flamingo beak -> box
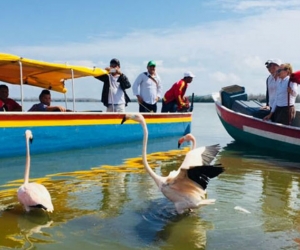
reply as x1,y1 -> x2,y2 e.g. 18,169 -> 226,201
178,138 -> 184,148
121,116 -> 127,124
29,138 -> 33,144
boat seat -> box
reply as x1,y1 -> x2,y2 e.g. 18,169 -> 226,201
232,100 -> 270,119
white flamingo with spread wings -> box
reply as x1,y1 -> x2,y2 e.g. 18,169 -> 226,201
121,114 -> 224,214
17,130 -> 54,213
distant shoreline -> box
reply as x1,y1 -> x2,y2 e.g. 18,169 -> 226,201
12,94 -> 300,103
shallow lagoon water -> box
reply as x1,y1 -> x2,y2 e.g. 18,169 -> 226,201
1,103 -> 300,249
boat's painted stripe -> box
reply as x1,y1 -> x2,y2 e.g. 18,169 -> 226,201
243,126 -> 300,145
0,116 -> 191,127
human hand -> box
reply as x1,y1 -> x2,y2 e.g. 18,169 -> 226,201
263,113 -> 272,121
137,96 -> 143,103
260,105 -> 270,110
58,106 -> 66,112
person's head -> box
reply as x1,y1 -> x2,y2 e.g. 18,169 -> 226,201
0,85 -> 9,101
39,89 -> 51,106
183,71 -> 195,83
147,60 -> 156,75
265,59 -> 282,76
109,58 -> 120,75
277,63 -> 293,79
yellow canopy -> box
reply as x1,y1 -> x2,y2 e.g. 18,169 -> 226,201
0,53 -> 107,93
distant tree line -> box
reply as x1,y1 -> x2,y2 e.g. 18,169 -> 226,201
15,94 -> 300,103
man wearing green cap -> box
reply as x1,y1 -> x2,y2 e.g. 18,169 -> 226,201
132,60 -> 162,112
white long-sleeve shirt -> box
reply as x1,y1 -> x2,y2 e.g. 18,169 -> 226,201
267,74 -> 280,107
132,72 -> 162,104
271,76 -> 298,113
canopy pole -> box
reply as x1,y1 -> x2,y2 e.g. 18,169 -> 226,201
64,93 -> 68,110
18,60 -> 24,112
71,69 -> 75,111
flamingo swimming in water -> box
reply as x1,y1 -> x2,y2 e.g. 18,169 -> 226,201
121,114 -> 224,214
17,130 -> 54,213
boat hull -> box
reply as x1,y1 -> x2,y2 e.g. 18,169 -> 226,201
214,99 -> 300,153
0,112 -> 192,158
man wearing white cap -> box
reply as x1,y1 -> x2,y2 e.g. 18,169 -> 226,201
161,71 -> 195,112
263,59 -> 282,111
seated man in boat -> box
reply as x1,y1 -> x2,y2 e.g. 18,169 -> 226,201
28,89 -> 66,112
161,72 -> 195,112
0,84 -> 22,111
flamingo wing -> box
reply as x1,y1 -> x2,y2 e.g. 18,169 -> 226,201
186,164 -> 224,190
179,144 -> 221,169
17,183 -> 54,212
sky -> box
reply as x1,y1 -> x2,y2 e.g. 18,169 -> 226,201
1,0 -> 300,101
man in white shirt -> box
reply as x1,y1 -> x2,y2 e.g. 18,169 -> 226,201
263,59 -> 282,111
263,63 -> 298,125
132,60 -> 162,112
95,58 -> 131,112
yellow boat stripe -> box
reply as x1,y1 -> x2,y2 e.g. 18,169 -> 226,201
0,117 -> 191,127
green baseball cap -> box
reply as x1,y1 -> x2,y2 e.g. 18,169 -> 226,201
147,60 -> 156,67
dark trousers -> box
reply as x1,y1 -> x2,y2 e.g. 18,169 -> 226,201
161,100 -> 177,113
273,105 -> 295,125
139,101 -> 157,113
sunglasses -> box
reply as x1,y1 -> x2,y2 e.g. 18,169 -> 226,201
277,68 -> 287,74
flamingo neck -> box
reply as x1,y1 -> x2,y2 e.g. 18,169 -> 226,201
141,118 -> 160,186
24,138 -> 30,184
190,135 -> 196,149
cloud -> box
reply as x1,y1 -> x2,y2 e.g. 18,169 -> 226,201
214,0 -> 300,12
3,6 -> 300,101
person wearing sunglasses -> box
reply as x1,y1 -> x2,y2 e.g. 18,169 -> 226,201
262,59 -> 282,111
263,63 -> 298,125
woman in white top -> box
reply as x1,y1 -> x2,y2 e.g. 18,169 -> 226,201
263,63 -> 298,125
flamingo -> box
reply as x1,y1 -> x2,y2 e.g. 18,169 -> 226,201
17,130 -> 54,213
178,133 -> 221,167
121,114 -> 224,214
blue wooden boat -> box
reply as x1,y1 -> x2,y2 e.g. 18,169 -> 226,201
0,53 -> 192,158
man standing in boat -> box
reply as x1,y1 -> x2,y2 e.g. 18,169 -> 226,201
0,84 -> 22,111
161,72 -> 195,113
132,60 -> 162,113
262,59 -> 282,111
95,58 -> 131,112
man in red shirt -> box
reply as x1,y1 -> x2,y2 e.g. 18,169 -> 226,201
161,72 -> 195,112
0,85 -> 22,111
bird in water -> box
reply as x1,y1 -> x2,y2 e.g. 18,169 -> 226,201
121,114 -> 224,214
17,130 -> 54,213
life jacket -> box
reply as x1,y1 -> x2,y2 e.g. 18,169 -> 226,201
290,71 -> 300,84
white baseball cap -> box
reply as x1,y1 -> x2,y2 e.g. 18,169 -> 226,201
265,59 -> 282,67
184,71 -> 195,78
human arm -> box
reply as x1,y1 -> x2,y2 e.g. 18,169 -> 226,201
263,112 -> 273,121
6,98 -> 22,111
132,74 -> 143,103
156,76 -> 162,101
46,105 -> 66,112
94,74 -> 109,82
119,74 -> 131,90
174,81 -> 187,109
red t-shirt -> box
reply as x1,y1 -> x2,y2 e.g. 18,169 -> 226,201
163,79 -> 188,108
3,98 -> 22,111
